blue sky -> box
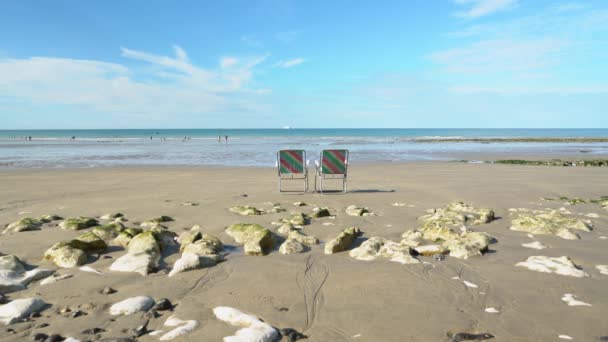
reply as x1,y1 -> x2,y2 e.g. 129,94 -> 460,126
1,0 -> 607,128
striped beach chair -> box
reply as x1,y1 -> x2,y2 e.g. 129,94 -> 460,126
277,150 -> 308,192
315,149 -> 349,193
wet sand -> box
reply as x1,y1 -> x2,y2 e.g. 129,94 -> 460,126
0,163 -> 607,341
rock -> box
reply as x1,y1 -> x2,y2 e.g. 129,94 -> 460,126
293,202 -> 306,207
349,237 -> 420,264
522,241 -> 547,250
516,256 -> 589,277
448,332 -> 495,341
82,327 -> 105,334
561,293 -> 591,306
43,242 -> 88,268
100,213 -> 124,220
74,232 -> 108,252
91,222 -> 125,241
0,298 -> 47,325
131,319 -> 149,337
177,228 -> 202,252
281,213 -> 308,225
181,201 -> 199,207
153,298 -> 173,311
414,244 -> 448,256
324,227 -> 361,254
229,206 -> 262,216
169,235 -> 224,276
110,231 -> 161,276
345,205 -> 371,216
400,230 -> 423,247
97,338 -> 134,342
420,202 -> 495,228
287,229 -> 319,246
31,333 -> 48,341
39,214 -> 63,222
157,315 -> 198,341
59,217 -> 99,230
40,274 -> 73,286
510,210 -> 592,240
310,207 -> 331,218
268,205 -> 287,213
279,328 -> 308,342
44,334 -> 64,342
213,306 -> 279,342
109,296 -> 155,316
101,286 -> 117,295
279,239 -> 305,254
3,217 -> 43,234
597,265 -> 608,275
226,223 -> 274,256
277,223 -> 296,236
113,228 -> 143,248
0,255 -> 55,293
140,216 -> 173,227
442,232 -> 491,259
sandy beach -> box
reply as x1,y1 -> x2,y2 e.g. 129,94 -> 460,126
1,162 -> 607,341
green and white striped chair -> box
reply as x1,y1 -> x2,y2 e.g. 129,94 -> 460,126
315,149 -> 349,193
277,150 -> 308,192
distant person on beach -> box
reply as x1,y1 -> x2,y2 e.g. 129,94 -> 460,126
218,136 -> 221,143
28,136 -> 32,141
225,135 -> 228,143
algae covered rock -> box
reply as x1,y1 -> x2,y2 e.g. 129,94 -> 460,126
0,298 -> 47,325
141,215 -> 173,227
510,210 -> 592,240
100,212 -> 124,220
287,229 -> 319,246
349,237 -> 419,264
110,231 -> 161,276
345,205 -> 371,216
441,232 -> 490,259
39,214 -> 63,223
277,223 -> 296,235
177,227 -> 203,252
310,207 -> 331,218
92,222 -> 125,241
59,217 -> 99,230
414,244 -> 448,256
229,206 -> 263,216
400,230 -> 423,247
226,223 -> 274,256
169,234 -> 224,276
281,212 -> 308,226
44,242 -> 88,268
279,239 -> 305,254
0,255 -> 55,294
113,228 -> 143,248
325,227 -> 361,254
74,232 -> 108,252
3,217 -> 43,234
419,202 -> 495,228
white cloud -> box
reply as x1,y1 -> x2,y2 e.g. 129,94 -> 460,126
430,38 -> 564,73
453,0 -> 518,18
276,58 -> 306,68
448,84 -> 608,95
220,57 -> 238,69
0,46 -> 270,116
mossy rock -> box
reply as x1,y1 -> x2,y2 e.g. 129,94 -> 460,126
59,217 -> 99,230
38,214 -> 63,223
100,212 -> 124,220
92,222 -> 126,241
229,206 -> 263,216
225,223 -> 274,255
345,205 -> 370,216
310,207 -> 331,218
324,227 -> 361,254
127,231 -> 161,255
282,212 -> 308,226
74,232 -> 108,252
44,242 -> 87,268
113,228 -> 143,248
3,217 -> 43,234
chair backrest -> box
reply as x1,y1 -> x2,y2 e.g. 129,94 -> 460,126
321,149 -> 348,175
278,150 -> 306,175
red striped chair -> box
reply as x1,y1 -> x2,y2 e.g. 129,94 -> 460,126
277,150 -> 308,192
315,149 -> 349,193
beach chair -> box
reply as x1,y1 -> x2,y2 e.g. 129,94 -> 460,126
315,149 -> 349,193
276,150 -> 308,192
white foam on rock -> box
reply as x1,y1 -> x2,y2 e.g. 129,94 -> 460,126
516,256 -> 589,277
522,241 -> 547,250
597,265 -> 608,275
558,335 -> 573,340
109,296 -> 155,316
0,298 -> 47,325
213,306 -> 279,342
484,307 -> 499,313
561,294 -> 591,307
158,316 -> 199,340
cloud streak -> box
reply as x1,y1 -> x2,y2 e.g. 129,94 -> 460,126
276,58 -> 306,68
453,0 -> 518,18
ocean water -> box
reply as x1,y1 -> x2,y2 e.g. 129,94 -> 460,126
0,129 -> 607,168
